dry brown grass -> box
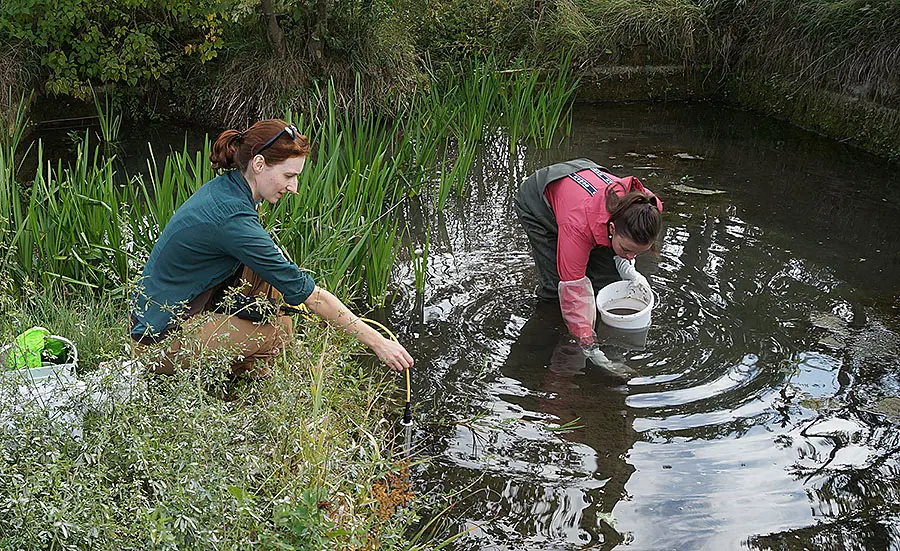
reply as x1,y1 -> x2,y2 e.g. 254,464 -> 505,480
734,0 -> 900,106
205,35 -> 419,129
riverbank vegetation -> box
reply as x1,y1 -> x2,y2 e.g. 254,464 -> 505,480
1,289 -> 420,549
0,59 -> 577,547
2,1 -> 898,153
1,57 -> 577,299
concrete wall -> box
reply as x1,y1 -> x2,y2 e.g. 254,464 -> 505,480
576,65 -> 900,163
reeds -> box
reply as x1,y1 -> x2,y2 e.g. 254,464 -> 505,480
24,136 -> 128,291
0,59 -> 578,305
0,90 -> 30,283
91,87 -> 122,148
410,233 -> 430,297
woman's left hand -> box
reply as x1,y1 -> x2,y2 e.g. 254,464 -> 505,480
628,272 -> 650,293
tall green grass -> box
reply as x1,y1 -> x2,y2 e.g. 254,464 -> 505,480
126,140 -> 214,255
533,0 -> 715,65
23,137 -> 128,291
0,59 -> 579,305
0,91 -> 30,284
92,87 -> 122,147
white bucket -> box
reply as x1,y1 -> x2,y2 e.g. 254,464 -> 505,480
596,281 -> 654,330
596,323 -> 650,350
1,335 -> 84,435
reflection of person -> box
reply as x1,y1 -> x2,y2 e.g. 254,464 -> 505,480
503,302 -> 637,547
514,159 -> 663,345
130,119 -> 413,377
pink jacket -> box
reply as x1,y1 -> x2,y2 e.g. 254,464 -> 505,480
544,168 -> 662,282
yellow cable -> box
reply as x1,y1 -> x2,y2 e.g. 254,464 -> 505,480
360,317 -> 411,403
285,306 -> 411,407
286,305 -> 413,418
359,316 -> 397,342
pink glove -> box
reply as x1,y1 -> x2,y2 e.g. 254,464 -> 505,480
558,276 -> 596,345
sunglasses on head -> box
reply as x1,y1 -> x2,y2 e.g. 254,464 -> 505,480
256,124 -> 299,155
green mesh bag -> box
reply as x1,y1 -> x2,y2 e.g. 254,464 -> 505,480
7,326 -> 59,370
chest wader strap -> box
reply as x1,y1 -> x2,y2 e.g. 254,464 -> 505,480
568,171 -> 598,196
568,168 -> 624,197
588,167 -> 617,187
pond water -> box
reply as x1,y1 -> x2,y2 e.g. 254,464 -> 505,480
388,103 -> 900,550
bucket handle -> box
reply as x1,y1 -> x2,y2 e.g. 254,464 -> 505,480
48,335 -> 78,367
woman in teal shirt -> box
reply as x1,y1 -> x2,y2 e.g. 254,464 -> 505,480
131,119 -> 413,377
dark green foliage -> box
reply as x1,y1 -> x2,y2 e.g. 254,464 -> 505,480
267,489 -> 348,549
175,0 -> 421,127
0,0 -> 227,98
405,0 -> 533,61
1,0 -> 898,157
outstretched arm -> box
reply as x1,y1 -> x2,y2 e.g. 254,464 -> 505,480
302,286 -> 414,371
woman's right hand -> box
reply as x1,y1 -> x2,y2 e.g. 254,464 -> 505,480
303,286 -> 414,371
372,336 -> 414,372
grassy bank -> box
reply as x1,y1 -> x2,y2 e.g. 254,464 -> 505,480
0,291 -> 418,550
721,0 -> 900,160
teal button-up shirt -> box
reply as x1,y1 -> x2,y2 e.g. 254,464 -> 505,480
131,170 -> 315,337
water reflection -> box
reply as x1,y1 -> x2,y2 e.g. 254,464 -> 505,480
394,103 -> 900,550
415,302 -> 638,550
500,303 -> 637,548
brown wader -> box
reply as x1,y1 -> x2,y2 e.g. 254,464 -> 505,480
514,158 -> 621,301
133,266 -> 294,378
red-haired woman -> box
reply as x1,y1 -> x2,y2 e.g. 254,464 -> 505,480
131,119 -> 413,377
515,159 -> 663,346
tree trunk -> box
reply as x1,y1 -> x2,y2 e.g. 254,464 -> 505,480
307,0 -> 328,63
260,0 -> 286,58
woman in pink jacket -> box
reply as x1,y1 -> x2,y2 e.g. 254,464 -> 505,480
514,159 -> 663,345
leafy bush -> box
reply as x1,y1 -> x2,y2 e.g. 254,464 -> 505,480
0,319 -> 414,550
404,0 -> 533,61
0,0 -> 228,98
